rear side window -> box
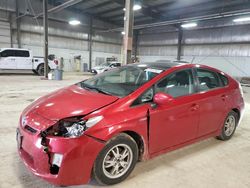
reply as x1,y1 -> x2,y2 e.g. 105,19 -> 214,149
15,50 -> 30,57
196,68 -> 220,91
219,73 -> 229,86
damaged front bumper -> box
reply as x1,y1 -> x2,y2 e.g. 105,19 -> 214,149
17,125 -> 105,186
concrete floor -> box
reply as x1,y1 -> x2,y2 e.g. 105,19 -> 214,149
0,73 -> 250,188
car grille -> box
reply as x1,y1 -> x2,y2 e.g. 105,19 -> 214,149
24,125 -> 37,134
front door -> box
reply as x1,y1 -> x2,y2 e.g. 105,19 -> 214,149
0,50 -> 17,69
16,50 -> 32,69
149,69 -> 199,154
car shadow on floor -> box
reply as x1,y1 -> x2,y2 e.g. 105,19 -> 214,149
13,136 -> 226,188
0,73 -> 35,76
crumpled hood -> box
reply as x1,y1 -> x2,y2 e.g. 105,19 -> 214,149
23,85 -> 119,121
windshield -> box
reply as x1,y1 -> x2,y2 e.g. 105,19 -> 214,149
100,63 -> 110,66
78,66 -> 164,97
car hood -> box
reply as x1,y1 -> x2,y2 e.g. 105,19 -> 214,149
93,65 -> 107,70
23,85 -> 119,121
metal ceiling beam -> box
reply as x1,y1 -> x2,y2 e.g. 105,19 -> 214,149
97,7 -> 122,15
81,1 -> 113,12
104,8 -> 250,31
111,0 -> 163,20
67,6 -> 122,26
158,0 -> 248,18
135,1 -> 250,25
35,0 -> 85,18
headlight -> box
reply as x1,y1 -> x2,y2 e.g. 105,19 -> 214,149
46,116 -> 103,138
86,116 -> 103,128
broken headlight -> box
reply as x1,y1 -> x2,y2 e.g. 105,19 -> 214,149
47,116 -> 103,138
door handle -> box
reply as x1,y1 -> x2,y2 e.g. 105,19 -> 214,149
191,104 -> 199,111
221,94 -> 227,101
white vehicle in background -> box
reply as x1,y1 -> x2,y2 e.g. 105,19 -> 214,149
0,48 -> 57,75
90,62 -> 121,74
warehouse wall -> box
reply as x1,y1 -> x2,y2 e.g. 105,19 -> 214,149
0,0 -> 122,72
0,10 -> 11,48
17,15 -> 122,71
138,24 -> 250,77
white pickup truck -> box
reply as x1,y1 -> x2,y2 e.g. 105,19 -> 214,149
0,48 -> 57,75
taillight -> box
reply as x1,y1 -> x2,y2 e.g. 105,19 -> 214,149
54,60 -> 58,65
239,83 -> 244,97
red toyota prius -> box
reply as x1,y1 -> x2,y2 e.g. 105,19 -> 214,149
17,62 -> 244,186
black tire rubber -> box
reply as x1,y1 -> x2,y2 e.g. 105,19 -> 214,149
93,133 -> 138,185
216,111 -> 238,141
37,64 -> 50,76
32,69 -> 38,75
37,64 -> 45,76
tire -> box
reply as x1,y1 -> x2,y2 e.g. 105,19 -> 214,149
37,64 -> 50,76
216,111 -> 238,141
93,133 -> 138,185
32,69 -> 38,75
37,64 -> 44,76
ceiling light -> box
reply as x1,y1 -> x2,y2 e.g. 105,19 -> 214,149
121,31 -> 125,35
181,22 -> 197,28
122,4 -> 142,11
233,17 -> 250,22
133,4 -> 142,11
69,20 -> 81,26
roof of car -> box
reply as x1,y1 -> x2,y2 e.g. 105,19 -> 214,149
0,48 -> 30,51
129,61 -> 186,70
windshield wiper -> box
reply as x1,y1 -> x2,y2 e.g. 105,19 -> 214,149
80,83 -> 112,96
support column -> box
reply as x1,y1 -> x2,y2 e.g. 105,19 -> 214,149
134,29 -> 139,58
15,0 -> 21,48
177,27 -> 183,61
123,0 -> 134,64
9,14 -> 13,48
88,17 -> 93,70
43,0 -> 49,78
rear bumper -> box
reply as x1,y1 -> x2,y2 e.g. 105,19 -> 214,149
238,98 -> 245,125
17,126 -> 104,186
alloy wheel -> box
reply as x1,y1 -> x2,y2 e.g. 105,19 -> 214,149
224,115 -> 236,137
102,144 -> 133,179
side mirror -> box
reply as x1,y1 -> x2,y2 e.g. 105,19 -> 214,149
153,92 -> 174,105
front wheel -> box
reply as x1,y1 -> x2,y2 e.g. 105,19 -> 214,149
93,133 -> 138,185
217,111 -> 238,141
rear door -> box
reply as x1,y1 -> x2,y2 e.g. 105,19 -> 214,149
16,50 -> 32,69
0,49 -> 17,69
194,68 -> 229,136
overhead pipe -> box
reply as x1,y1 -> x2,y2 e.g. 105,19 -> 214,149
104,9 -> 250,32
34,0 -> 84,18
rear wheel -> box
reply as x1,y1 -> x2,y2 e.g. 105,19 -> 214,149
217,111 -> 238,141
37,64 -> 50,76
32,69 -> 38,75
93,133 -> 138,185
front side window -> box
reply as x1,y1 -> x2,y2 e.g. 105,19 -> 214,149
196,68 -> 220,91
0,50 -> 15,57
79,66 -> 164,97
155,69 -> 195,98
